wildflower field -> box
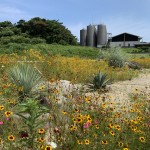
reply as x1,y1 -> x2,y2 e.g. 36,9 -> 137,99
0,49 -> 150,150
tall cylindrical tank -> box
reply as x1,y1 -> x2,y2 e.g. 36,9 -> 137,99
80,29 -> 87,46
86,25 -> 96,47
97,24 -> 107,47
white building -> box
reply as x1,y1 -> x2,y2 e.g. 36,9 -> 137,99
109,32 -> 142,47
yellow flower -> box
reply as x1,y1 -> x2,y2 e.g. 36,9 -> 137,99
5,111 -> 13,117
87,117 -> 92,123
62,110 -> 67,115
123,148 -> 129,150
70,125 -> 77,131
0,105 -> 4,110
84,139 -> 90,145
102,103 -> 106,109
38,128 -> 45,134
77,140 -> 82,145
8,135 -> 15,141
139,137 -> 145,143
118,142 -> 123,147
85,97 -> 91,103
39,85 -> 45,90
0,138 -> 3,144
95,125 -> 99,129
107,123 -> 114,129
57,137 -> 62,142
37,137 -> 45,143
101,140 -> 108,145
45,145 -> 52,150
115,125 -> 121,131
74,108 -> 79,113
72,117 -> 77,123
76,117 -> 83,124
109,130 -> 115,136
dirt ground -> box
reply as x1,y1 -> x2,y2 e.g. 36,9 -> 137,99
85,69 -> 150,109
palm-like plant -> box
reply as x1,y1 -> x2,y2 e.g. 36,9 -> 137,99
88,71 -> 111,91
8,63 -> 42,101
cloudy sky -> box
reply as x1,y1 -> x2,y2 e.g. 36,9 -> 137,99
0,0 -> 150,42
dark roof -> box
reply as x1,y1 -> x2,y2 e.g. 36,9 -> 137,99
111,32 -> 142,42
112,32 -> 142,39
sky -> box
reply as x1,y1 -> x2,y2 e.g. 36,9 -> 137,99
0,0 -> 150,42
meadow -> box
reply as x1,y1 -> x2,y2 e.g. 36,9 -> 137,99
0,46 -> 150,150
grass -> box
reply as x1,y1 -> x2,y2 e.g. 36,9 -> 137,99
0,50 -> 139,83
0,75 -> 149,149
0,43 -> 99,59
0,46 -> 150,149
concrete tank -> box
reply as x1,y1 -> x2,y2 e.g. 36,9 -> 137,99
80,29 -> 87,46
86,25 -> 96,47
97,24 -> 107,47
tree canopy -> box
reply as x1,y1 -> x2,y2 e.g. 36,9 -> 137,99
0,17 -> 77,45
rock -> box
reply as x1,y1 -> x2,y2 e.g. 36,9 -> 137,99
125,61 -> 141,69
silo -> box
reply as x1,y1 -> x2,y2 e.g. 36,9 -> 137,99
97,24 -> 107,47
87,25 -> 96,47
80,29 -> 87,46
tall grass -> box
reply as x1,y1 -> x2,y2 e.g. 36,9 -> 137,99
0,50 -> 139,84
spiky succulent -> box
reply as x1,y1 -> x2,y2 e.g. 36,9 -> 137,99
89,71 -> 110,90
8,63 -> 42,101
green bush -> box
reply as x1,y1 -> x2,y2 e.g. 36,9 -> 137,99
107,47 -> 127,68
30,37 -> 46,44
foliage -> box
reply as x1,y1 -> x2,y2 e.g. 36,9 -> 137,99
0,28 -> 14,37
0,17 -> 77,45
0,50 -> 139,84
132,58 -> 150,68
0,75 -> 149,149
7,63 -> 42,101
106,47 -> 127,68
88,71 -> 110,90
0,43 -> 99,59
15,99 -> 49,149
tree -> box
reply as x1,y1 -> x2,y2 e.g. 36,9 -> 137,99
17,17 -> 77,45
0,21 -> 13,28
0,18 -> 78,45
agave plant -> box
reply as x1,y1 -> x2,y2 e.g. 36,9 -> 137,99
88,71 -> 110,91
8,63 -> 42,101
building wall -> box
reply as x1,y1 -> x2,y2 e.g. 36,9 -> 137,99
110,41 -> 140,47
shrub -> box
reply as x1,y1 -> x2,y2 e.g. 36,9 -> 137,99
30,38 -> 46,44
107,47 -> 127,68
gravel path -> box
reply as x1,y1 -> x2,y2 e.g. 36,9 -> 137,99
85,69 -> 150,109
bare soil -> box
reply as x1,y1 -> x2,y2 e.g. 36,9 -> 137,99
85,69 -> 150,109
